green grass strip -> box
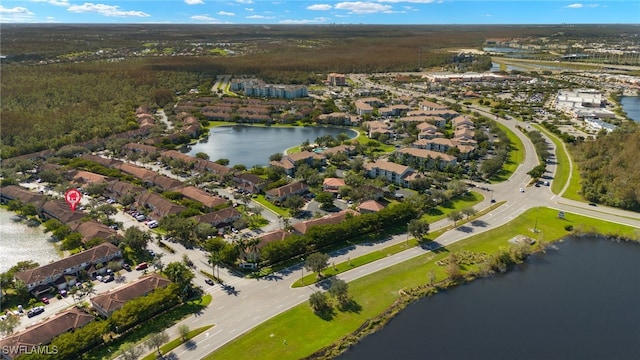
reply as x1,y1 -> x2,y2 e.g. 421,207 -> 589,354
490,121 -> 525,182
141,325 -> 214,360
207,208 -> 637,360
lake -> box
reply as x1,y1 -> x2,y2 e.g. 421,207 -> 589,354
0,207 -> 61,273
620,96 -> 640,123
338,236 -> 640,360
186,125 -> 358,168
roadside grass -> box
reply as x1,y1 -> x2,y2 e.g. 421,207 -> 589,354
420,191 -> 483,223
490,122 -> 524,182
208,208 -> 638,360
533,124 -> 583,200
140,325 -> 214,360
87,294 -> 212,360
253,195 -> 290,217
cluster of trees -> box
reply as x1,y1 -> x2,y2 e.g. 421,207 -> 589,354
475,116 -> 513,179
523,128 -> 550,179
572,125 -> 640,210
260,202 -> 418,265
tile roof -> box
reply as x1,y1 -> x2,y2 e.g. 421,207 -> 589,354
90,273 -> 171,316
0,308 -> 94,359
291,210 -> 357,235
177,186 -> 227,208
358,200 -> 385,212
15,243 -> 121,286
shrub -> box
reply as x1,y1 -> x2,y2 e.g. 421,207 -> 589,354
564,225 -> 574,231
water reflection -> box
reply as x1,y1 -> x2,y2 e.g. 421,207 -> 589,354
0,208 -> 60,273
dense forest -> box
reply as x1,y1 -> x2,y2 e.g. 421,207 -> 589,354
4,24 -> 635,158
572,125 -> 640,211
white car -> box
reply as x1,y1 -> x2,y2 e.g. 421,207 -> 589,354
519,188 -> 525,193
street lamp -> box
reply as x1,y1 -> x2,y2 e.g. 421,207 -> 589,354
300,258 -> 304,285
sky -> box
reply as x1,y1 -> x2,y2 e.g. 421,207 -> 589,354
1,0 -> 638,25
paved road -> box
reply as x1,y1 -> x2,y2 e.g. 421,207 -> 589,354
128,96 -> 640,359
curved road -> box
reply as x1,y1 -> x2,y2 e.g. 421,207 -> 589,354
132,91 -> 640,360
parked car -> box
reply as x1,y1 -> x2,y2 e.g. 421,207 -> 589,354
102,275 -> 114,283
147,220 -> 159,229
27,306 -> 44,318
122,263 -> 131,271
205,278 -> 215,286
135,262 -> 148,271
136,214 -> 146,222
41,297 -> 49,305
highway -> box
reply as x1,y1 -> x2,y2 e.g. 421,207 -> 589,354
128,90 -> 640,359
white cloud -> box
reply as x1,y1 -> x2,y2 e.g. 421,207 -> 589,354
67,3 -> 150,17
218,11 -> 235,16
31,0 -> 70,6
377,0 -> 435,2
279,17 -> 329,24
245,7 -> 254,11
184,0 -> 205,4
564,3 -> 599,8
236,0 -> 253,4
191,14 -> 220,21
307,4 -> 332,11
0,5 -> 35,22
335,1 -> 392,14
246,14 -> 274,19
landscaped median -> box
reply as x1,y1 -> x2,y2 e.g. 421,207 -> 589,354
206,208 -> 638,360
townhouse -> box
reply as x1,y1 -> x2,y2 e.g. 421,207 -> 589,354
291,210 -> 357,235
322,177 -> 346,194
270,151 -> 326,176
396,148 -> 458,169
177,186 -> 228,209
363,160 -> 415,186
0,308 -> 94,360
90,273 -> 171,317
194,207 -> 242,229
136,192 -> 187,219
15,243 -> 123,296
265,181 -> 309,203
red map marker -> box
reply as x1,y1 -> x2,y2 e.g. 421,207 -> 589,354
65,188 -> 82,212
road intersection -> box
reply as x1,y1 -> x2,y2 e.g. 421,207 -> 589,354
131,107 -> 640,359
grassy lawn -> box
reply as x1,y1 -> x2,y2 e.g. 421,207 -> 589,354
420,191 -> 484,223
208,208 -> 638,360
532,124 -> 583,200
491,122 -> 525,182
253,194 -> 290,218
87,294 -> 212,360
141,325 -> 214,360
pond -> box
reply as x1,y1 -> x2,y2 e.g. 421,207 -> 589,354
0,207 -> 60,273
338,235 -> 640,360
186,125 -> 358,168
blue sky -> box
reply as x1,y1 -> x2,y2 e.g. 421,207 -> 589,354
1,1 -> 638,24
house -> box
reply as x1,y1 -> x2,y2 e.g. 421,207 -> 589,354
105,181 -> 145,202
68,220 -> 119,244
177,186 -> 227,209
123,142 -> 159,155
136,192 -> 186,219
419,100 -> 449,111
322,144 -> 356,157
194,207 -> 242,228
327,73 -> 346,86
358,200 -> 386,213
364,160 -> 415,186
0,185 -> 47,209
80,154 -> 123,168
15,243 -> 123,296
323,178 -> 346,193
365,120 -> 394,138
317,112 -> 354,126
241,229 -> 292,261
291,210 -> 357,235
234,173 -> 266,194
0,308 -> 94,360
359,185 -> 385,201
397,148 -> 458,169
265,182 -> 309,203
90,273 -> 171,317
270,152 -> 326,176
41,200 -> 85,224
69,170 -> 108,186
194,160 -> 232,176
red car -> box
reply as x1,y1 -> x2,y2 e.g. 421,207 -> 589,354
41,297 -> 49,304
135,262 -> 148,271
